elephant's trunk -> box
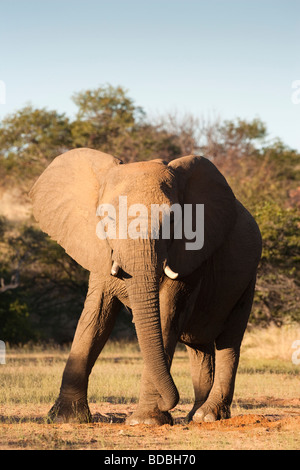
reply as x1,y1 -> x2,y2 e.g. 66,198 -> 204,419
123,241 -> 179,412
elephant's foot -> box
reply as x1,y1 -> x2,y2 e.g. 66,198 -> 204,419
47,397 -> 92,423
126,407 -> 173,426
188,401 -> 231,423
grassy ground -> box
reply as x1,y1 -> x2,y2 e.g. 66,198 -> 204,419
0,325 -> 299,450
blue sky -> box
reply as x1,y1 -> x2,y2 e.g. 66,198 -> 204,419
1,0 -> 300,150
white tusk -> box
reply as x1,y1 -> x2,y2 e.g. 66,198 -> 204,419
164,265 -> 179,280
111,261 -> 120,276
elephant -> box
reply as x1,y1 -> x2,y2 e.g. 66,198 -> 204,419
29,147 -> 262,425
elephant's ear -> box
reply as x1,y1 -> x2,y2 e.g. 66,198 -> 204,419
29,148 -> 122,274
167,155 -> 237,277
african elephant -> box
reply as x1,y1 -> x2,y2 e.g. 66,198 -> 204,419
29,148 -> 262,425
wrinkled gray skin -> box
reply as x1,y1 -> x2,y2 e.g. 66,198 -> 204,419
30,148 -> 262,425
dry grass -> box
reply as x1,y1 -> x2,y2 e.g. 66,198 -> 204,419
0,326 -> 299,450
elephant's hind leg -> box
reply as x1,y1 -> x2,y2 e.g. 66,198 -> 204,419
185,342 -> 215,422
192,277 -> 256,422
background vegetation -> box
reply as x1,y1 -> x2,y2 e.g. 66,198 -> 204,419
0,84 -> 299,343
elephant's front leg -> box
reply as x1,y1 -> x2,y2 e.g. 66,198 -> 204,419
48,273 -> 121,423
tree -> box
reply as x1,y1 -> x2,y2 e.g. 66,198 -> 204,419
71,84 -> 143,153
71,85 -> 186,162
0,105 -> 72,187
197,117 -> 267,162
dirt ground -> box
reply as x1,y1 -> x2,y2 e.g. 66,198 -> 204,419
1,330 -> 299,450
1,399 -> 299,450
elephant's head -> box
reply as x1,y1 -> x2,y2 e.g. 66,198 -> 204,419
29,148 -> 236,412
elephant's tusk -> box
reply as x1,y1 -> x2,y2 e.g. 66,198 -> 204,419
111,261 -> 120,276
164,265 -> 179,280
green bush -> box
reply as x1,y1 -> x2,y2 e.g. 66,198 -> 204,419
0,297 -> 36,344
